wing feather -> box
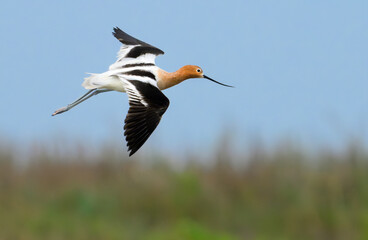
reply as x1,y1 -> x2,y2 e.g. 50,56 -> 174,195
109,27 -> 164,70
122,80 -> 170,156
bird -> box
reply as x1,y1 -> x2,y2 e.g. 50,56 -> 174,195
52,27 -> 233,156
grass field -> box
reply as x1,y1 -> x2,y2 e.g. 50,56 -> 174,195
1,140 -> 368,239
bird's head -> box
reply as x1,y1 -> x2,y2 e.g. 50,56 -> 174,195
180,65 -> 234,87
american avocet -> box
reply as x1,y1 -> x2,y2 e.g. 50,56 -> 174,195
52,27 -> 233,156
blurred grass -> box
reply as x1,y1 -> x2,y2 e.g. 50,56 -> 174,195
1,140 -> 368,239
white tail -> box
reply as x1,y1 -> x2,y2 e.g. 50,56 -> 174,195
82,73 -> 126,92
82,73 -> 102,89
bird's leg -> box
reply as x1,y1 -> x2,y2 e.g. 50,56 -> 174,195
52,89 -> 96,116
52,89 -> 112,116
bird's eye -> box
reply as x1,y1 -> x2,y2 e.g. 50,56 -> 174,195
197,68 -> 201,73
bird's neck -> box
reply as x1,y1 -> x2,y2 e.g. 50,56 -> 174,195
157,68 -> 188,90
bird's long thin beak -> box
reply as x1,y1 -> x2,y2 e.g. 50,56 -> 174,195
203,75 -> 234,88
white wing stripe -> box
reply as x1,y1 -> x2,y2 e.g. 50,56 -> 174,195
124,82 -> 149,107
120,75 -> 157,86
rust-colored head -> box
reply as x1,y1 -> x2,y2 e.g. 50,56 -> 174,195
178,65 -> 205,79
157,65 -> 233,90
179,65 -> 234,87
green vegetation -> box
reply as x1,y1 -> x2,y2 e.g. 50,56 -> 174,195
1,141 -> 368,239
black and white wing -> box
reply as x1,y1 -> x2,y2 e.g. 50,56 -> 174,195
123,80 -> 170,156
109,27 -> 164,70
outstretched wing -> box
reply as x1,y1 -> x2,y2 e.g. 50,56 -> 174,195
110,27 -> 164,70
123,80 -> 170,156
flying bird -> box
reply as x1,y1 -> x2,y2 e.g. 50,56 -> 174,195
52,27 -> 233,156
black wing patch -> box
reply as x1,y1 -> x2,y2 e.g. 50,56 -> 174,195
124,70 -> 156,80
113,27 -> 164,56
124,80 -> 170,156
126,46 -> 164,58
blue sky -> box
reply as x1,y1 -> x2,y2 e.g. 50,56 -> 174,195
0,0 -> 367,155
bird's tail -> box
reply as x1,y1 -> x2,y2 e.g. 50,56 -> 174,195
82,73 -> 108,89
82,73 -> 102,89
82,72 -> 125,92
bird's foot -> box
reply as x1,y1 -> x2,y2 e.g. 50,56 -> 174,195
52,106 -> 68,116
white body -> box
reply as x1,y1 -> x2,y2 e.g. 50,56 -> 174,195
82,45 -> 161,92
